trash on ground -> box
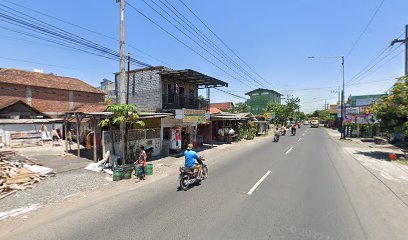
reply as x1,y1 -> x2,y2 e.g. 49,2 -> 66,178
0,150 -> 53,199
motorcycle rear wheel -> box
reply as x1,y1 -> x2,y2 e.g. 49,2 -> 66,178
202,166 -> 208,180
180,175 -> 190,191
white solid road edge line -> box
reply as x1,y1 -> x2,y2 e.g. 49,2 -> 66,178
285,147 -> 293,154
247,170 -> 271,195
297,138 -> 302,142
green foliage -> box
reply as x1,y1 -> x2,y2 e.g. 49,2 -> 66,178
267,96 -> 300,125
99,104 -> 145,128
226,102 -> 250,113
372,76 -> 408,139
237,121 -> 257,140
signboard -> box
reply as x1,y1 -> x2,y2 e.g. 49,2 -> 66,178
263,112 -> 275,120
329,104 -> 338,114
182,109 -> 207,123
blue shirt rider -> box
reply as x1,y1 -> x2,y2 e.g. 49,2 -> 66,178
184,144 -> 199,168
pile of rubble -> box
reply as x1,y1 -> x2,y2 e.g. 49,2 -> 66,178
0,150 -> 53,199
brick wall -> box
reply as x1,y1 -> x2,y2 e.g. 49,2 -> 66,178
0,82 -> 25,98
0,82 -> 104,116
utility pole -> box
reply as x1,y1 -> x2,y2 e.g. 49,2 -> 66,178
340,56 -> 345,139
391,24 -> 408,76
118,0 -> 126,163
127,52 -> 130,104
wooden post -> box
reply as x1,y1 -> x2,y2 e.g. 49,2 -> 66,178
64,113 -> 68,153
93,117 -> 97,162
75,113 -> 81,157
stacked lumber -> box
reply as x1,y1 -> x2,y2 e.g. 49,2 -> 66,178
0,151 -> 48,199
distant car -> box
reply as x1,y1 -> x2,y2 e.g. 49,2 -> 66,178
310,120 -> 319,128
303,121 -> 310,125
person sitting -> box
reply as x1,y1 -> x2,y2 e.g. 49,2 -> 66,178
184,144 -> 202,180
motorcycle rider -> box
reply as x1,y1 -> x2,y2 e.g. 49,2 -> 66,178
291,122 -> 297,135
274,127 -> 281,142
184,144 -> 202,180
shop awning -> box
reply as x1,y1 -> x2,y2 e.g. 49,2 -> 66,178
159,69 -> 228,88
211,112 -> 255,121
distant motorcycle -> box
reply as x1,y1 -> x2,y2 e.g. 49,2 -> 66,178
179,158 -> 208,191
291,126 -> 296,136
273,134 -> 280,142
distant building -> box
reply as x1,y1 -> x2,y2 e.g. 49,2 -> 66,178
350,94 -> 387,107
210,102 -> 234,111
0,68 -> 105,118
99,78 -> 116,102
245,88 -> 282,115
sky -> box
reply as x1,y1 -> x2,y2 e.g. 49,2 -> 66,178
0,0 -> 406,113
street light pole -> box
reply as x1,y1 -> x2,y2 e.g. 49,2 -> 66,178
308,55 -> 345,139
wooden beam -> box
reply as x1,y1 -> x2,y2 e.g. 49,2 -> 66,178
75,113 -> 80,157
64,113 -> 68,153
92,117 -> 97,162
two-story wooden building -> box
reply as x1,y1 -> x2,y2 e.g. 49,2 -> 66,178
115,66 -> 228,151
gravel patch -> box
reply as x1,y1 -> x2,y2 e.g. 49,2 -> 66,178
0,169 -> 113,215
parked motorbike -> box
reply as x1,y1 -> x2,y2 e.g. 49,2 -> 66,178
179,158 -> 208,191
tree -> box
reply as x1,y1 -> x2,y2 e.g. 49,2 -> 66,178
267,96 -> 300,125
226,102 -> 250,113
99,104 -> 145,163
372,76 -> 408,139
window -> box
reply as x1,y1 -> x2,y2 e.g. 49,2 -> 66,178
261,92 -> 269,95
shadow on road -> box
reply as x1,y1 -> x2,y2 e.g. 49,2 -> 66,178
354,150 -> 404,161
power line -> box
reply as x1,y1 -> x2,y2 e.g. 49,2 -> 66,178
177,0 -> 276,89
346,0 -> 386,57
1,0 -> 171,68
154,0 -> 266,88
126,1 -> 253,89
0,56 -> 113,75
348,44 -> 403,85
134,0 -> 259,88
213,88 -> 248,100
351,49 -> 404,83
0,2 -> 152,67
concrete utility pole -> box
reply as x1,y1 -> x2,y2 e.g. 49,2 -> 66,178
340,56 -> 345,139
127,52 -> 130,104
118,0 -> 126,162
118,0 -> 126,104
391,24 -> 408,76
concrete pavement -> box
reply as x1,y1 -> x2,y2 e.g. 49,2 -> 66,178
1,127 -> 408,240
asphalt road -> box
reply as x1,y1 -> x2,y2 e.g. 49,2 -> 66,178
2,127 -> 408,240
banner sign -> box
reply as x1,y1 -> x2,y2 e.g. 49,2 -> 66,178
182,109 -> 207,123
329,104 -> 338,114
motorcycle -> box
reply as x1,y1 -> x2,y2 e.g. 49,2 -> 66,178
291,127 -> 296,136
273,134 -> 280,142
179,158 -> 208,191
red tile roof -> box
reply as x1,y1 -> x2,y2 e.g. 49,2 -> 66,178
0,96 -> 47,116
74,103 -> 110,113
210,102 -> 234,110
0,68 -> 104,94
0,97 -> 20,110
210,107 -> 221,114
